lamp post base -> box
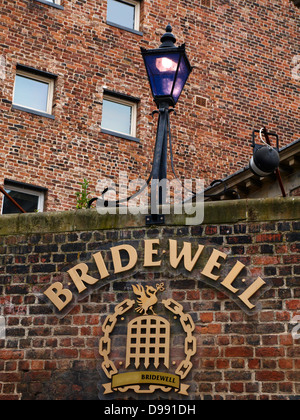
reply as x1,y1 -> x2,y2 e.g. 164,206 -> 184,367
145,214 -> 165,226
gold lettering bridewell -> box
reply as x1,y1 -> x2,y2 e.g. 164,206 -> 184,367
44,239 -> 267,314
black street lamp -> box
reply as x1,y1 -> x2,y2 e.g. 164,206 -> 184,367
141,25 -> 192,221
89,25 -> 193,223
141,24 -> 193,109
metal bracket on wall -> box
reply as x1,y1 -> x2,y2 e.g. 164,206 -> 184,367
145,214 -> 165,225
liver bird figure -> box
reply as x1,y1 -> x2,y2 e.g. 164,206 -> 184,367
132,283 -> 165,316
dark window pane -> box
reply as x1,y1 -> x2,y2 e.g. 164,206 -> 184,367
2,190 -> 39,214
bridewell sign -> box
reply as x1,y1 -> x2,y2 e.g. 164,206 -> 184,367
99,284 -> 196,395
44,238 -> 270,315
42,236 -> 272,398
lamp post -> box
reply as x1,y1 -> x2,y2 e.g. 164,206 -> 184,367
141,24 -> 192,221
89,25 -> 193,223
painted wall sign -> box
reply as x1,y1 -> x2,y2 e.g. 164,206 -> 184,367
43,239 -> 271,315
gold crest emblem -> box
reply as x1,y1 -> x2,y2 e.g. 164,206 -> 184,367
99,283 -> 196,396
132,283 -> 165,316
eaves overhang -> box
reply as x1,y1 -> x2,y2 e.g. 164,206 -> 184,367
203,139 -> 300,200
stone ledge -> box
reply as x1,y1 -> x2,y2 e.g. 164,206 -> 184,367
0,197 -> 299,236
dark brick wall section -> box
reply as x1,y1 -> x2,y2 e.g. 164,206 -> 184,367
0,198 -> 299,400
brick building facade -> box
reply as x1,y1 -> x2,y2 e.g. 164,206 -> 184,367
0,0 -> 299,212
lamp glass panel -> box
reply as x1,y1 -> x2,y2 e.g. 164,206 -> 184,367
172,55 -> 191,103
143,52 -> 181,98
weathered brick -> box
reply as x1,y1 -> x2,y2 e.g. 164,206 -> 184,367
32,264 -> 56,273
5,266 -> 30,275
286,232 -> 300,242
256,371 -> 285,382
5,285 -> 29,295
53,349 -> 78,359
256,234 -> 283,243
34,245 -> 58,254
226,236 -> 252,244
61,243 -> 86,252
225,347 -> 253,358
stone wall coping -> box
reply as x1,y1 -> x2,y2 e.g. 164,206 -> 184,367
0,197 -> 299,236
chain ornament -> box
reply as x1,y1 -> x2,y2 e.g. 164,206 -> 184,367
162,299 -> 196,379
100,299 -> 135,379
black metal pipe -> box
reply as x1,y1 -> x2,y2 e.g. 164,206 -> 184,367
150,103 -> 170,212
151,103 -> 169,181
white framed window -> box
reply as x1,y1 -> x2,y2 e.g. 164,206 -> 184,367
43,0 -> 61,4
13,69 -> 55,116
107,0 -> 140,32
35,0 -> 63,7
1,181 -> 46,214
101,94 -> 138,139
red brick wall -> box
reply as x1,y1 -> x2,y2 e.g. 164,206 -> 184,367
0,198 -> 299,400
0,0 -> 299,211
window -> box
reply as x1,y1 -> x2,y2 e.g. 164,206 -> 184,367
42,0 -> 61,4
1,181 -> 46,214
101,93 -> 138,141
107,0 -> 140,32
35,0 -> 64,9
13,67 -> 55,118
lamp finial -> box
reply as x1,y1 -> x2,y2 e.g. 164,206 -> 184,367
160,24 -> 176,48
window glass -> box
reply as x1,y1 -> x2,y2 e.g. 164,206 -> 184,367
40,0 -> 61,4
102,99 -> 132,136
2,189 -> 39,214
13,75 -> 49,113
1,183 -> 45,214
107,0 -> 135,30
